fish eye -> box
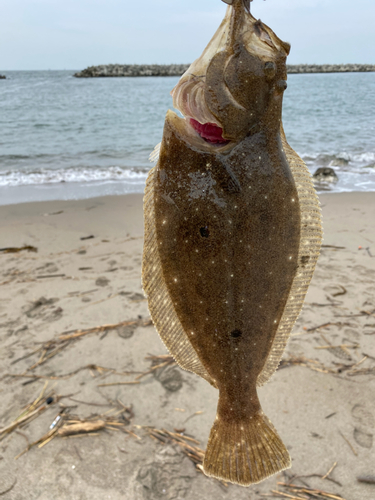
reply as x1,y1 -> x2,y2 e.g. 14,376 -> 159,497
277,80 -> 288,92
199,226 -> 210,238
230,329 -> 242,339
264,61 -> 276,80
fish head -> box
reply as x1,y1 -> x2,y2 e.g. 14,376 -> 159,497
171,0 -> 290,148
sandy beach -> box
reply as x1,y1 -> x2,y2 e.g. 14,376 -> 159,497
0,191 -> 374,500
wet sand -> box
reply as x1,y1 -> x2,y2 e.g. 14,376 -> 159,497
0,192 -> 374,500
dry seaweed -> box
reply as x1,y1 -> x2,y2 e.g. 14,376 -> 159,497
82,293 -> 119,307
357,475 -> 375,484
285,462 -> 341,488
97,381 -> 140,387
135,354 -> 176,381
0,382 -> 59,442
307,322 -> 352,332
7,364 -> 140,382
0,245 -> 38,253
338,431 -> 357,456
14,401 -> 134,459
331,286 -> 347,297
36,274 -> 66,279
325,413 -> 336,419
347,367 -> 375,376
0,479 -> 17,496
269,480 -> 347,500
279,355 -> 375,378
184,410 -> 205,423
8,318 -> 152,374
314,333 -> 359,361
308,302 -> 341,308
335,309 -> 375,318
43,210 -> 64,216
314,343 -> 359,350
141,426 -> 228,486
361,309 -> 375,318
279,356 -> 339,374
67,398 -> 111,407
1,378 -> 135,460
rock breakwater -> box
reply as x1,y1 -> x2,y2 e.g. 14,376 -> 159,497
287,64 -> 375,74
74,64 -> 190,78
74,63 -> 375,78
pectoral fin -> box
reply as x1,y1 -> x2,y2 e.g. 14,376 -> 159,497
149,142 -> 161,163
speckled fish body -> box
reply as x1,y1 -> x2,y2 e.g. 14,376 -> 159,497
142,0 -> 322,486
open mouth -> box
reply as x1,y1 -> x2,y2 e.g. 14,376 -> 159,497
171,79 -> 231,147
189,119 -> 229,145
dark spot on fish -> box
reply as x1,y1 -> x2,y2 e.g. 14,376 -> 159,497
259,209 -> 272,223
230,329 -> 242,339
300,255 -> 310,266
277,80 -> 288,92
200,226 -> 210,238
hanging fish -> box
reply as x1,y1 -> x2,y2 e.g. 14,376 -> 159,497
142,0 -> 322,486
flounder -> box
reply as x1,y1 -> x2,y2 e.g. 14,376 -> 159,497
142,0 -> 322,486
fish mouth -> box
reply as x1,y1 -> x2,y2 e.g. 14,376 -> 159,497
171,76 -> 232,148
189,119 -> 229,145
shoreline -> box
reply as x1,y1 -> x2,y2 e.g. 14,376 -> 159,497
73,63 -> 375,78
0,186 -> 374,210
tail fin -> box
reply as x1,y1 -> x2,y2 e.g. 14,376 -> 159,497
203,412 -> 291,486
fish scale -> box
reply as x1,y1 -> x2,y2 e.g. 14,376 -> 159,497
142,0 -> 322,487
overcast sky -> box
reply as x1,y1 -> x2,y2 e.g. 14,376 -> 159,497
1,0 -> 374,70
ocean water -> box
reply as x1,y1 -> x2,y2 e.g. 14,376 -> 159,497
0,70 -> 374,205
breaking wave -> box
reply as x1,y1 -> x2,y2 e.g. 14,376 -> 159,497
0,165 -> 149,188
0,150 -> 374,195
301,151 -> 375,168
